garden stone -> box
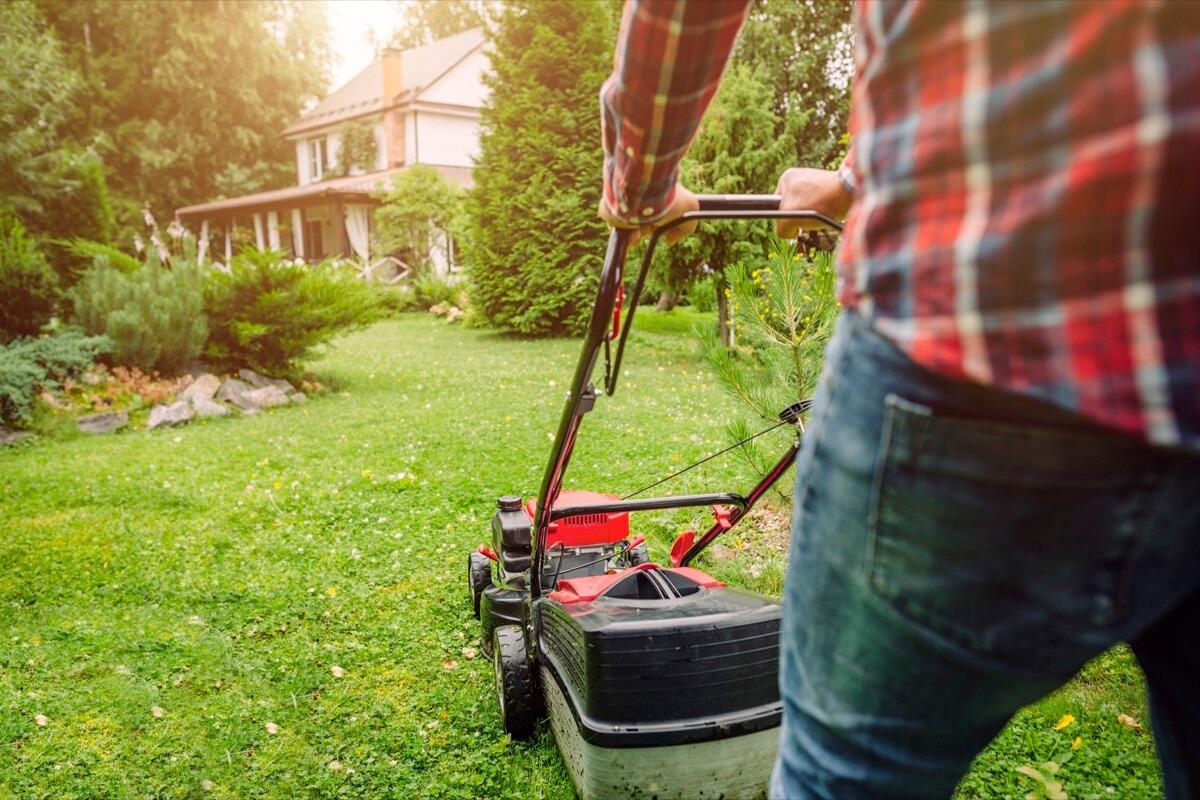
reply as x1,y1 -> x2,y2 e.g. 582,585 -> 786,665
181,373 -> 221,402
269,378 -> 295,394
1,428 -> 32,446
243,385 -> 289,409
148,401 -> 195,429
217,378 -> 256,412
76,411 -> 129,435
238,369 -> 271,389
191,396 -> 229,418
289,392 -> 307,404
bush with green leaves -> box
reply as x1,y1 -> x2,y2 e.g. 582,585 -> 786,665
464,0 -> 613,336
0,216 -> 60,342
203,250 -> 386,375
0,329 -> 109,425
700,241 -> 838,477
72,238 -> 208,375
374,165 -> 461,276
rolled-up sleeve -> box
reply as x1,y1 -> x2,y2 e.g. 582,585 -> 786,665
600,0 -> 750,226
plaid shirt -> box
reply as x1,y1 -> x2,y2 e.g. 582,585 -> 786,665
602,0 -> 1200,447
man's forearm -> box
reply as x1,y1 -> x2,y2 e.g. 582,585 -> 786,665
600,0 -> 750,226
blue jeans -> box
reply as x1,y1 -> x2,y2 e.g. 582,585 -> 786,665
771,310 -> 1200,799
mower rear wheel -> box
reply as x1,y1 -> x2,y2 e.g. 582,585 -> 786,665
492,625 -> 537,740
468,552 -> 492,619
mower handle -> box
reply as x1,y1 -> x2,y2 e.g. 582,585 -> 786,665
528,196 -> 843,597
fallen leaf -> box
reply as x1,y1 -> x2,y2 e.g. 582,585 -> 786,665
328,759 -> 343,771
1117,713 -> 1143,732
265,721 -> 278,735
34,713 -> 48,727
461,647 -> 477,660
442,659 -> 458,670
151,706 -> 164,718
331,665 -> 345,678
1053,713 -> 1075,731
201,779 -> 214,791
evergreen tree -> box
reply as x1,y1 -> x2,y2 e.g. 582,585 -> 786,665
660,65 -> 793,343
465,0 -> 613,336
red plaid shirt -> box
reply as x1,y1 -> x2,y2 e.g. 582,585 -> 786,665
602,0 -> 1200,447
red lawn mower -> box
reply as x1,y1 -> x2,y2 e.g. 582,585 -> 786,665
468,196 -> 842,799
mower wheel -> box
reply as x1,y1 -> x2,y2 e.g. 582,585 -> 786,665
627,541 -> 650,566
493,625 -> 538,740
468,552 -> 493,619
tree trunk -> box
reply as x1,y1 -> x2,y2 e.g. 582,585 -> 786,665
716,278 -> 731,348
655,290 -> 677,311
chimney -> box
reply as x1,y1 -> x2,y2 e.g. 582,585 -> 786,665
380,46 -> 406,168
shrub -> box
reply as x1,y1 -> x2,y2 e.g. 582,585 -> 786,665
0,216 -> 60,342
374,165 -> 461,276
687,273 -> 718,313
0,329 -> 108,425
71,239 -> 208,374
203,249 -> 386,375
700,241 -> 838,478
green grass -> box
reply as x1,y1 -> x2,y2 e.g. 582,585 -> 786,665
0,311 -> 1162,798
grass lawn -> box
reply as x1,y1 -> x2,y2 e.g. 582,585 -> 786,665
0,312 -> 1162,798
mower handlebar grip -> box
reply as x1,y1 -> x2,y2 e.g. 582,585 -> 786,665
695,194 -> 781,212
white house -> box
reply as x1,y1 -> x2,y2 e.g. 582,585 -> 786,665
176,28 -> 487,272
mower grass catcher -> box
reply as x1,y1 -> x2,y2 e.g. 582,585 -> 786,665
468,196 -> 842,800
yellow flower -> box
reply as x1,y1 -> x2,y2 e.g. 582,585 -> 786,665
325,586 -> 337,597
273,480 -> 282,490
1071,736 -> 1082,750
1054,713 -> 1076,731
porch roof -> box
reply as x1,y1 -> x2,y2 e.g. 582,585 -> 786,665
175,168 -> 406,222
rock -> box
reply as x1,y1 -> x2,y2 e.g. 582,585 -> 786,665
429,304 -> 448,316
147,401 -> 195,429
242,385 -> 289,409
269,378 -> 295,394
238,369 -> 271,389
181,373 -> 221,402
289,392 -> 307,404
216,378 -> 257,412
1,428 -> 32,446
76,411 -> 129,435
191,396 -> 229,418
446,306 -> 465,322
40,391 -> 70,411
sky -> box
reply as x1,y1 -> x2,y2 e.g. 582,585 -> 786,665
326,0 -> 405,90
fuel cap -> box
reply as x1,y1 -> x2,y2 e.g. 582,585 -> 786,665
497,495 -> 522,511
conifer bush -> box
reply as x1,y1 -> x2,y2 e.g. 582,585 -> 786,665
464,0 -> 612,336
203,250 -> 386,375
0,329 -> 108,425
0,216 -> 60,342
71,238 -> 208,375
700,241 -> 838,477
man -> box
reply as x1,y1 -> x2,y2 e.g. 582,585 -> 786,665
599,1 -> 1200,797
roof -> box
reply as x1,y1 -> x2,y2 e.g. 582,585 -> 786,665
175,165 -> 474,220
176,169 -> 405,220
282,28 -> 485,137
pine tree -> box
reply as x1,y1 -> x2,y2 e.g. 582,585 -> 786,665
465,0 -> 612,336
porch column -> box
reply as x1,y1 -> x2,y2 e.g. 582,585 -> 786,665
267,211 -> 280,250
291,208 -> 305,258
198,219 -> 209,265
224,221 -> 232,262
253,213 -> 265,250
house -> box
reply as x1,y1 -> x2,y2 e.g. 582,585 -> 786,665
176,28 -> 487,272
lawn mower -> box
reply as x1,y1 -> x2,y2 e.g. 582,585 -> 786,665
468,195 -> 842,799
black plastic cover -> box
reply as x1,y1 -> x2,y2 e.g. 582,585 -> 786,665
536,581 -> 781,748
492,505 -> 532,573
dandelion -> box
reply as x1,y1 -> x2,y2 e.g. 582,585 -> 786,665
265,722 -> 278,735
151,706 -> 164,718
331,665 -> 345,678
1053,713 -> 1075,731
273,480 -> 282,490
34,713 -> 48,727
1071,736 -> 1082,750
325,586 -> 337,597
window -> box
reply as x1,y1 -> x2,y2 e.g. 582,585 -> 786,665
308,137 -> 328,183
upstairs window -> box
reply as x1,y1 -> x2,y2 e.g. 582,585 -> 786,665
308,137 -> 328,183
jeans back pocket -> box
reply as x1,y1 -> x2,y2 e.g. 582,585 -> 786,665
867,394 -> 1158,665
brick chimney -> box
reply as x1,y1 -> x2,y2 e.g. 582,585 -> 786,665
380,47 -> 406,168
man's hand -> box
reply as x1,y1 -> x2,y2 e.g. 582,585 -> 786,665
774,168 -> 854,238
599,182 -> 700,247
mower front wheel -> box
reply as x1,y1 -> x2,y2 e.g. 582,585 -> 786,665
468,552 -> 493,618
493,625 -> 538,740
